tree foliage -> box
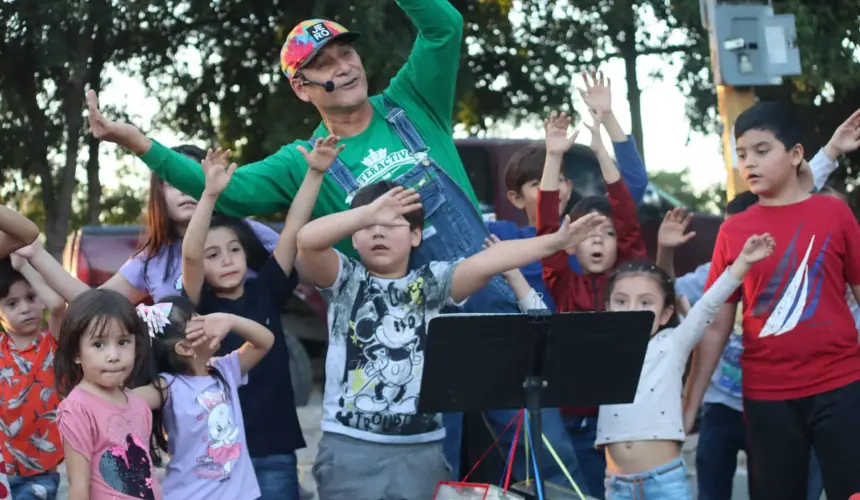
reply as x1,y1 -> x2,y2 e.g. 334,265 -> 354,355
649,167 -> 726,214
669,0 -> 860,199
139,0 -> 578,165
0,0 -> 187,256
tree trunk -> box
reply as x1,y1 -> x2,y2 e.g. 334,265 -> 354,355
616,0 -> 645,156
85,6 -> 109,226
46,5 -> 98,259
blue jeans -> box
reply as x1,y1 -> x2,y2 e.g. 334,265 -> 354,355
697,402 -> 824,500
8,472 -> 60,500
563,415 -> 606,499
605,458 -> 692,500
252,454 -> 299,500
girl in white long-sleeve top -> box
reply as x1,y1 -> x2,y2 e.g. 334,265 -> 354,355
597,233 -> 775,500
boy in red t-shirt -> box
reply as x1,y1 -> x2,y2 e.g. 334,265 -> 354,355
0,243 -> 66,500
697,101 -> 860,500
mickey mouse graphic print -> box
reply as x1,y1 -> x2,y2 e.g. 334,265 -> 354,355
318,251 -> 463,444
706,194 -> 860,401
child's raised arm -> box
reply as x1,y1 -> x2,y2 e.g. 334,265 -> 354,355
539,111 -> 579,193
11,246 -> 66,338
483,234 -> 548,311
181,148 -> 236,305
185,313 -> 274,375
274,135 -> 343,275
297,186 -> 422,288
0,206 -> 40,258
674,233 -> 774,356
656,208 -> 697,278
451,213 -> 608,303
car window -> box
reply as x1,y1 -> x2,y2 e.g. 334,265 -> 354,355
456,145 -> 494,214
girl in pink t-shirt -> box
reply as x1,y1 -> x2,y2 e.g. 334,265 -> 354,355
55,289 -> 162,500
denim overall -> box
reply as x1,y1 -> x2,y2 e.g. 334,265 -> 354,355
313,97 -> 588,492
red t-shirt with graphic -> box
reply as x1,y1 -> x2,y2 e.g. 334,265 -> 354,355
706,194 -> 860,400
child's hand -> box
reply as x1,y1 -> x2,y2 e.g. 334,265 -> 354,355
202,148 -> 237,197
556,212 -> 609,249
544,111 -> 579,156
825,108 -> 860,158
366,186 -> 422,228
185,313 -> 233,350
578,69 -> 612,116
658,208 -> 696,248
483,234 -> 518,280
296,134 -> 345,174
582,109 -> 606,153
12,240 -> 41,260
739,233 -> 775,264
9,253 -> 25,271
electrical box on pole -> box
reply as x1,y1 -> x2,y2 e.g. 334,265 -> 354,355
712,4 -> 801,86
698,0 -> 803,199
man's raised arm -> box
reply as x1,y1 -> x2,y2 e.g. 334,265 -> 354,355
86,90 -> 302,217
386,0 -> 464,125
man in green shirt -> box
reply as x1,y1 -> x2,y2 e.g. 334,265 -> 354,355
87,0 -> 591,494
88,3 -> 474,261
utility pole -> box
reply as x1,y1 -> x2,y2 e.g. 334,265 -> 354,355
699,0 -> 801,201
718,86 -> 756,199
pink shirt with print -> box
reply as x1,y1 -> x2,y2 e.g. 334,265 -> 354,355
57,387 -> 161,500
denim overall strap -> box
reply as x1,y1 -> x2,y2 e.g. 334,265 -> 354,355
381,98 -> 518,314
383,97 -> 430,160
307,136 -> 360,202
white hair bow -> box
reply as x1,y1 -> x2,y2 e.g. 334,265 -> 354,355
136,303 -> 173,338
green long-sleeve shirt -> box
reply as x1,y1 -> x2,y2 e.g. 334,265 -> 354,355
139,0 -> 474,259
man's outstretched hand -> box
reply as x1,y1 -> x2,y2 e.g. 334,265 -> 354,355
86,89 -> 152,155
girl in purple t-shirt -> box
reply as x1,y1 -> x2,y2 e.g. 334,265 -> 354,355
22,145 -> 279,305
114,145 -> 279,303
130,296 -> 275,500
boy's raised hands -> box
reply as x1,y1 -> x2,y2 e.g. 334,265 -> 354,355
824,108 -> 860,159
297,134 -> 345,174
658,208 -> 697,248
544,111 -> 579,155
366,187 -> 423,227
578,70 -> 612,115
201,148 -> 237,197
555,212 -> 609,250
583,108 -> 606,153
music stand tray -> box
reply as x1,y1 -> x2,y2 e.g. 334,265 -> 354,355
418,310 -> 654,497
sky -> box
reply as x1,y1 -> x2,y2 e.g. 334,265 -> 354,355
95,40 -> 730,195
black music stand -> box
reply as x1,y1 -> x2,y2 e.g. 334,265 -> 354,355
418,310 -> 654,498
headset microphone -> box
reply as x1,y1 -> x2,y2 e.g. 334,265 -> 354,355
305,79 -> 335,92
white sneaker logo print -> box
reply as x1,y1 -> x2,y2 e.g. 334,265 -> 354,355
760,236 -> 815,338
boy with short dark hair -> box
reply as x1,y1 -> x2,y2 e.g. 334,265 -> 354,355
695,101 -> 860,500
0,243 -> 66,500
296,180 -> 607,500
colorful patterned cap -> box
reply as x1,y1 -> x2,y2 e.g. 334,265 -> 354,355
280,19 -> 359,79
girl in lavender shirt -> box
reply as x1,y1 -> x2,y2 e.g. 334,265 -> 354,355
27,145 -> 278,306
131,296 -> 274,500
115,145 -> 279,303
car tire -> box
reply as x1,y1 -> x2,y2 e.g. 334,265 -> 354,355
282,317 -> 314,407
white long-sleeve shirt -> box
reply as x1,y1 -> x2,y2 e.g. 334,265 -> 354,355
595,270 -> 742,445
